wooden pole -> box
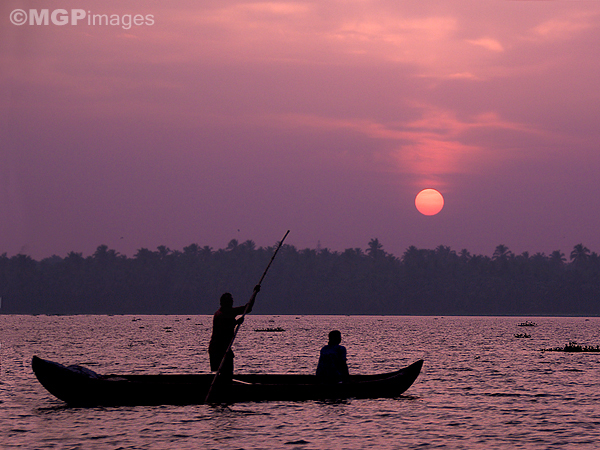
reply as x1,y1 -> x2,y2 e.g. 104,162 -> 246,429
204,230 -> 290,403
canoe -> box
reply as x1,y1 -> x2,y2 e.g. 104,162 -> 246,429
32,356 -> 423,406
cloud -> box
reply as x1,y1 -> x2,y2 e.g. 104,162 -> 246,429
446,72 -> 480,80
533,16 -> 594,40
258,103 -> 543,189
466,38 -> 504,52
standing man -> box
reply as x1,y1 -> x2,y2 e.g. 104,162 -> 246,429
208,285 -> 260,379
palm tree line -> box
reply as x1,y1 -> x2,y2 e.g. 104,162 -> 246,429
1,240 -> 599,315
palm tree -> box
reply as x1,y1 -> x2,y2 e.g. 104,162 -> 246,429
367,238 -> 385,259
157,245 -> 171,260
434,246 -> 457,268
549,250 -> 566,265
570,244 -> 590,266
183,244 -> 200,257
94,244 -> 119,261
492,244 -> 513,261
240,240 -> 256,251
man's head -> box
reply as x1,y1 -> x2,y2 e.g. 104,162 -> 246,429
220,293 -> 233,308
328,329 -> 342,345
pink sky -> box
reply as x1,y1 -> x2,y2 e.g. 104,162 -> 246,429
2,1 -> 600,259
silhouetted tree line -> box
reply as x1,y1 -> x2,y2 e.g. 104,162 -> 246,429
1,240 -> 600,315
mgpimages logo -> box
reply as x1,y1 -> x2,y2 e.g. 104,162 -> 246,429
10,9 -> 154,29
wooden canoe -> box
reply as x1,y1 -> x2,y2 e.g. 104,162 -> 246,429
32,355 -> 423,406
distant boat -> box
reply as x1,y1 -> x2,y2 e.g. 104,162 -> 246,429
254,327 -> 285,332
514,333 -> 531,338
31,356 -> 423,406
517,321 -> 537,327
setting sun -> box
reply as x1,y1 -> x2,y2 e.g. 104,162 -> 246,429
415,189 -> 444,216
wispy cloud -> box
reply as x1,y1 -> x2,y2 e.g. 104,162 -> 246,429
533,15 -> 594,40
466,38 -> 504,52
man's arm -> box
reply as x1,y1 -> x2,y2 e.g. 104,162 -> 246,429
233,285 -> 261,317
245,284 -> 260,314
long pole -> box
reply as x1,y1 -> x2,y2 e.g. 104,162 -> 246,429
204,230 -> 290,403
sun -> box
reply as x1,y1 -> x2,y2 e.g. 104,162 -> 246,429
415,189 -> 444,216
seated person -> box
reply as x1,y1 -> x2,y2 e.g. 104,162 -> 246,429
316,330 -> 349,382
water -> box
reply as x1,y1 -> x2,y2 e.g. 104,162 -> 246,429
2,315 -> 600,449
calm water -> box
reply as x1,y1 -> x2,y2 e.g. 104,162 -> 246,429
1,314 -> 600,449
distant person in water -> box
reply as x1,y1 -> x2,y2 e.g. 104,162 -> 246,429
208,285 -> 260,379
316,330 -> 349,382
